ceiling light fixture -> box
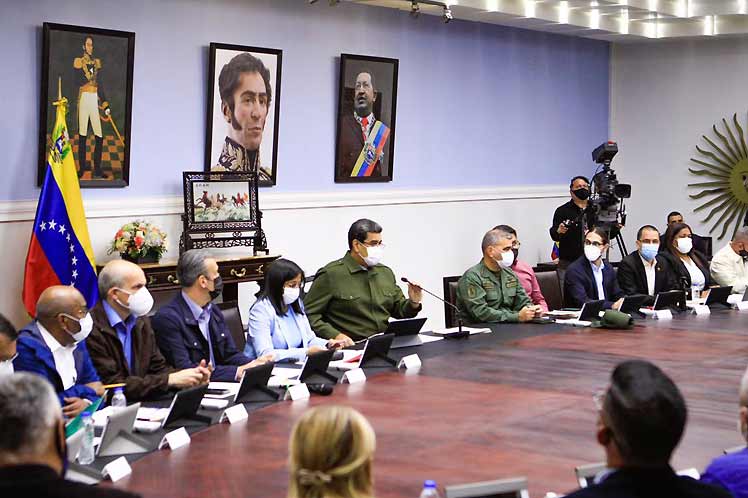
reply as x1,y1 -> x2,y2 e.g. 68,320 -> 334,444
411,1 -> 421,17
443,5 -> 453,22
559,0 -> 569,23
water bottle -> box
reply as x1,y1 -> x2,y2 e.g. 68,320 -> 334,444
111,387 -> 127,410
78,412 -> 95,465
419,480 -> 441,498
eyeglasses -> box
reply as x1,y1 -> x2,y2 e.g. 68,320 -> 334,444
511,241 -> 522,249
361,241 -> 385,247
585,240 -> 604,248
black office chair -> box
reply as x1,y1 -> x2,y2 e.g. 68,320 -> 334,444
442,276 -> 461,328
445,476 -> 529,498
535,270 -> 563,311
216,300 -> 246,351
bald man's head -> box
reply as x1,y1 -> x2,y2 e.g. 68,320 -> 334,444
98,259 -> 145,298
35,286 -> 86,320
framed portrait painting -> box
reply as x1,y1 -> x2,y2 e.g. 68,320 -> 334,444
38,23 -> 135,188
334,53 -> 399,183
205,42 -> 282,187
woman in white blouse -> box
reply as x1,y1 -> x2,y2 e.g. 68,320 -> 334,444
244,259 -> 345,362
662,222 -> 711,297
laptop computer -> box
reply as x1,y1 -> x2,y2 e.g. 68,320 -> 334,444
653,290 -> 686,311
387,317 -> 427,349
705,285 -> 732,307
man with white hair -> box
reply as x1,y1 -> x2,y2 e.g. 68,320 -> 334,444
0,373 -> 140,497
700,367 -> 748,497
88,260 -> 210,402
710,226 -> 748,294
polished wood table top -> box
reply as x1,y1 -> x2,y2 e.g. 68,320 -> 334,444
108,310 -> 748,498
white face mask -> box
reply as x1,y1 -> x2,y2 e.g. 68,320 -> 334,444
0,359 -> 13,376
361,244 -> 384,267
115,287 -> 154,317
63,312 -> 93,343
676,237 -> 693,254
497,250 -> 514,268
584,244 -> 603,262
283,287 -> 300,305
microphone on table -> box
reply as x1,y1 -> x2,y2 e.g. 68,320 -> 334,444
400,277 -> 469,339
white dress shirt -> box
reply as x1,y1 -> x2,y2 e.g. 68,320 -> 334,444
710,243 -> 748,294
37,322 -> 77,390
639,253 -> 657,296
589,260 -> 607,300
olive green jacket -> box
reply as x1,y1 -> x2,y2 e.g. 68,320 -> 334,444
456,260 -> 531,323
304,252 -> 421,341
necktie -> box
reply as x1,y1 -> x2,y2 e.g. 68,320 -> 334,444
361,117 -> 369,141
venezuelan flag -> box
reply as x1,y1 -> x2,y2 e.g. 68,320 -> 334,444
22,94 -> 98,317
550,241 -> 560,261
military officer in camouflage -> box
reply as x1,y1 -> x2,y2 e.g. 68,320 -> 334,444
457,227 -> 543,324
304,219 -> 423,344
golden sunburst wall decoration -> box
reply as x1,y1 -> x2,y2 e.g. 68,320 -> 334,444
688,113 -> 748,240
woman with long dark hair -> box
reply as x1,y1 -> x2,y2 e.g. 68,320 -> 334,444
244,259 -> 345,362
660,222 -> 711,297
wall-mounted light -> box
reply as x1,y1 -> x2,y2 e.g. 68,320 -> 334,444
559,1 -> 569,24
619,7 -> 629,34
524,0 -> 535,18
411,1 -> 420,17
443,5 -> 453,22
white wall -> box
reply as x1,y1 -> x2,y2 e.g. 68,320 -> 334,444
611,38 -> 748,250
0,186 -> 567,330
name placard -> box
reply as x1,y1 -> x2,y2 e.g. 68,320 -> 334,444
654,309 -> 673,320
158,427 -> 191,450
284,383 -> 310,401
102,456 -> 132,482
341,368 -> 366,384
397,354 -> 422,369
692,304 -> 711,316
220,404 -> 248,424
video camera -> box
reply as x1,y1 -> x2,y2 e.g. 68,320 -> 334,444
590,141 -> 631,230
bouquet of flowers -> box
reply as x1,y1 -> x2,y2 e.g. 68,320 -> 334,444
108,220 -> 167,263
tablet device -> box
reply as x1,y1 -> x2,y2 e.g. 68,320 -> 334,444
162,384 -> 211,429
97,402 -> 151,457
235,362 -> 279,403
579,300 -> 604,321
388,317 -> 427,349
705,285 -> 732,307
358,333 -> 396,368
298,348 -> 337,384
653,290 -> 686,311
620,294 -> 647,315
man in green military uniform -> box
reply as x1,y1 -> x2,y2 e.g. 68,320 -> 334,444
457,227 -> 542,324
305,219 -> 422,344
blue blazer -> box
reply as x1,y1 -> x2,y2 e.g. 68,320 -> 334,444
14,322 -> 100,405
151,293 -> 250,382
564,256 -> 624,309
244,297 -> 328,362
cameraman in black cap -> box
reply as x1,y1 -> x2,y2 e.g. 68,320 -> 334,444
551,175 -> 595,270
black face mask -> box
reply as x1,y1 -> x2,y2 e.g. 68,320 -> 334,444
740,249 -> 748,261
208,275 -> 224,301
512,248 -> 519,263
573,188 -> 590,200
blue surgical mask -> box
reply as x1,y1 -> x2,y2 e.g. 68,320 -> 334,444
640,243 -> 659,262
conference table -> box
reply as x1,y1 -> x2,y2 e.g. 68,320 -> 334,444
102,309 -> 748,498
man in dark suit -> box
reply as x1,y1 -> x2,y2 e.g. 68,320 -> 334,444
14,286 -> 103,418
563,360 -> 730,498
88,260 -> 210,401
0,373 -> 140,498
564,228 -> 624,310
617,225 -> 677,305
336,70 -> 389,179
152,250 -> 271,382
